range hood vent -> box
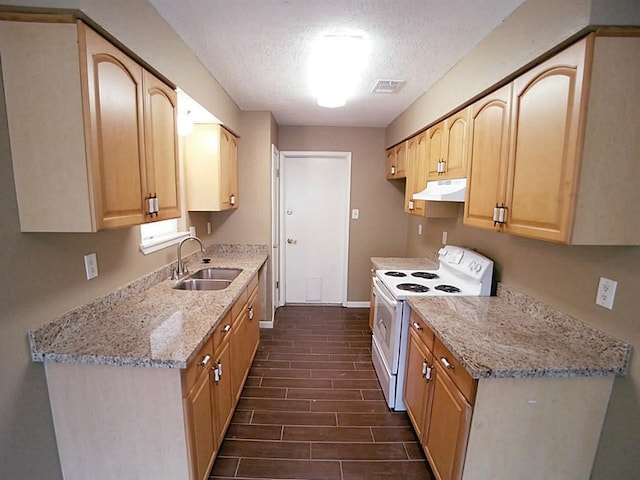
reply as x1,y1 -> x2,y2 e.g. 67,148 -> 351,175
413,178 -> 467,202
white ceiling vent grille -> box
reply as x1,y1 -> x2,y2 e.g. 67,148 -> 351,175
371,79 -> 406,94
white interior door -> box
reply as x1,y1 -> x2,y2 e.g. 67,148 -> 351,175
271,144 -> 282,318
280,151 -> 351,305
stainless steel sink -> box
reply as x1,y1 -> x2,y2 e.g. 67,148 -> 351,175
173,278 -> 232,291
172,267 -> 242,291
189,268 -> 242,281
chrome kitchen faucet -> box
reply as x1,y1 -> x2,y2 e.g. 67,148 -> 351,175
175,236 -> 205,278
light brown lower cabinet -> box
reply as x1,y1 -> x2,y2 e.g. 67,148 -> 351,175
404,311 -> 474,480
404,308 -> 617,480
212,335 -> 234,446
182,336 -> 216,480
183,274 -> 260,479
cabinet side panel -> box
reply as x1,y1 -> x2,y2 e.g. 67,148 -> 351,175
573,36 -> 640,244
463,376 -> 613,480
44,362 -> 189,480
0,22 -> 92,232
185,123 -> 221,210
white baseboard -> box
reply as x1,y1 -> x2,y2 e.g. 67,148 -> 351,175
344,301 -> 370,308
259,320 -> 274,329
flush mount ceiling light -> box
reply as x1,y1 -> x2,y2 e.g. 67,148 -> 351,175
309,33 -> 369,108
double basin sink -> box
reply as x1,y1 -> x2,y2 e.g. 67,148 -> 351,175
173,267 -> 242,291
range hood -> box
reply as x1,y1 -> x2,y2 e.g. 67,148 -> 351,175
412,177 -> 467,202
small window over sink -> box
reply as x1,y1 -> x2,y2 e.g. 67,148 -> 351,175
139,219 -> 189,255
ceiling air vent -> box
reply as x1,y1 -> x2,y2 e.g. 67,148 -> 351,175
372,79 -> 406,94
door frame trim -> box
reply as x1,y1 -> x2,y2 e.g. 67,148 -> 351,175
278,150 -> 352,306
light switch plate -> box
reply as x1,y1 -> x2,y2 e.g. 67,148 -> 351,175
84,253 -> 98,280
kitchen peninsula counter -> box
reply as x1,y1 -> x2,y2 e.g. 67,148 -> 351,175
29,244 -> 268,369
408,283 -> 631,379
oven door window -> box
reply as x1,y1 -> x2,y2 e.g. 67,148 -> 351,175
372,278 -> 402,374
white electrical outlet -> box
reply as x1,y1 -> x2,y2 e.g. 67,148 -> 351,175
207,222 -> 212,234
189,226 -> 196,237
84,253 -> 98,280
351,209 -> 359,220
595,277 -> 617,310
442,231 -> 448,244
418,224 -> 423,235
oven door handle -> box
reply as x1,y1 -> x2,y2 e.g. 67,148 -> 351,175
373,277 -> 397,307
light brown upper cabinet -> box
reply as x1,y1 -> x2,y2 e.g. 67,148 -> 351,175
142,71 -> 181,222
185,123 -> 239,211
404,134 -> 425,215
404,131 -> 459,218
464,84 -> 512,231
0,19 -> 180,232
464,33 -> 640,245
426,108 -> 470,180
386,142 -> 407,179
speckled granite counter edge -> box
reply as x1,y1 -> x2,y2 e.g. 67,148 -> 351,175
495,283 -> 632,377
28,243 -> 268,368
408,284 -> 631,380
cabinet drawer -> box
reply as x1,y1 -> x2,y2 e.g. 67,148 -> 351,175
181,335 -> 213,395
409,310 -> 435,352
433,338 -> 477,404
212,311 -> 233,353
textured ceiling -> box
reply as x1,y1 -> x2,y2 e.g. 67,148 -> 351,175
149,0 -> 527,127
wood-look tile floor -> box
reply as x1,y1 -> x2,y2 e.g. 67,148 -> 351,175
209,305 -> 434,480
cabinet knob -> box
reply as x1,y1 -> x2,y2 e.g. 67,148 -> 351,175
223,324 -> 231,333
248,306 -> 254,320
412,322 -> 422,331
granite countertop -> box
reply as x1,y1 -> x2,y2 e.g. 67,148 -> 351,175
29,244 -> 268,369
408,284 -> 631,379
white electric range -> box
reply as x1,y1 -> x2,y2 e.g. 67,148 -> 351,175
371,245 -> 494,410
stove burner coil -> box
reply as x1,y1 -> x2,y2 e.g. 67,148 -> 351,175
434,284 -> 461,293
385,271 -> 407,277
397,283 -> 430,293
411,272 -> 439,280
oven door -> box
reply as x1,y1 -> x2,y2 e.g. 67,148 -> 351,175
372,277 -> 402,374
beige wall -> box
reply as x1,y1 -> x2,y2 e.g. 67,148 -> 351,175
0,1 -> 242,478
209,112 -> 275,246
390,1 -> 640,477
279,127 -> 408,301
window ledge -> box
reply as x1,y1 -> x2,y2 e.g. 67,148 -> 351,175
139,231 -> 190,255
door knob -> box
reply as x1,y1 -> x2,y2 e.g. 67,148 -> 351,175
287,238 -> 297,244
